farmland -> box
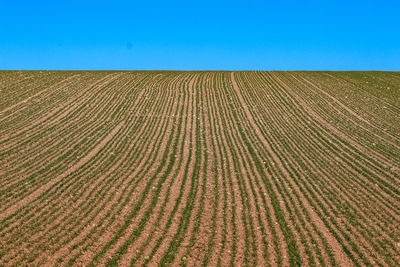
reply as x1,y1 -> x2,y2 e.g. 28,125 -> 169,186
0,71 -> 399,266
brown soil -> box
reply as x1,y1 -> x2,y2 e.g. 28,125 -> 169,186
1,71 -> 398,267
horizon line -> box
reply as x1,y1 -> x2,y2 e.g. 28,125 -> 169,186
0,69 -> 399,72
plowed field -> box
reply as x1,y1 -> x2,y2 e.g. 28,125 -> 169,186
1,71 -> 399,266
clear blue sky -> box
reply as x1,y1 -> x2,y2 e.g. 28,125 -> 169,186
1,0 -> 399,70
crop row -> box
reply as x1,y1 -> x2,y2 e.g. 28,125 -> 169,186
0,71 -> 399,266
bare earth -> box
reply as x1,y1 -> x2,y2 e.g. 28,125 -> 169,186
0,71 -> 399,266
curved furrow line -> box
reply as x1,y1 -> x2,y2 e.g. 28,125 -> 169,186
91,73 -> 190,264
54,73 -> 183,266
292,73 -> 400,150
0,71 -> 38,94
40,74 -> 179,260
305,72 -> 400,137
132,75 -> 199,267
0,72 -> 76,116
0,73 -> 118,182
0,74 -> 146,264
0,74 -> 139,230
0,74 -> 145,183
240,71 -> 352,266
45,74 -> 172,264
0,73 -> 100,136
210,72 -> 292,266
0,73 -> 146,163
282,73 -> 399,165
0,74 -> 147,192
260,71 -> 400,222
0,73 -> 120,152
242,75 -> 386,266
323,72 -> 400,116
201,72 -> 268,266
1,72 -> 170,264
238,72 -> 396,266
151,72 -> 225,266
278,72 -> 399,170
230,72 -> 309,266
197,72 -> 226,267
252,72 -> 376,266
249,78 -> 339,267
285,73 -> 400,166
229,72 -> 325,266
172,73 -> 213,266
265,72 -> 400,221
0,75 -> 134,176
0,71 -> 398,266
205,72 -> 243,267
57,73 -> 182,265
268,77 -> 400,234
245,71 -> 396,266
230,72 -> 354,266
149,74 -> 205,267
0,74 -> 130,209
2,117 -> 126,265
0,72 -> 65,100
255,110 -> 396,266
0,73 -> 157,262
84,73 -> 189,266
119,74 -> 198,265
101,73 -> 197,266
177,73 -> 228,266
0,76 -> 128,219
0,75 -> 75,124
125,73 -> 198,266
202,72 -> 248,267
